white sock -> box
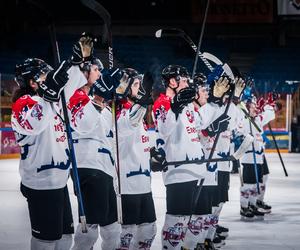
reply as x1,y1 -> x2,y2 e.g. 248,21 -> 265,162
131,222 -> 157,250
240,184 -> 252,208
117,224 -> 137,250
54,234 -> 72,250
71,224 -> 98,250
161,214 -> 189,250
99,222 -> 121,250
31,236 -> 55,250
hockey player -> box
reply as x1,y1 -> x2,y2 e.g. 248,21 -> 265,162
254,93 -> 280,213
116,69 -> 157,250
11,34 -> 94,250
68,60 -> 132,250
238,93 -> 275,220
152,65 -> 231,250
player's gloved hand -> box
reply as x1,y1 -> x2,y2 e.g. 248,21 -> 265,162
203,113 -> 231,137
37,60 -> 71,102
133,71 -> 154,106
213,77 -> 230,98
71,33 -> 96,65
92,68 -> 122,100
266,92 -> 279,107
207,76 -> 230,106
171,87 -> 196,116
234,77 -> 246,99
150,147 -> 167,172
256,97 -> 265,114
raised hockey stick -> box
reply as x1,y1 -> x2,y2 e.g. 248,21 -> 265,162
267,123 -> 288,176
191,0 -> 210,78
155,28 -> 262,132
80,0 -> 123,224
27,0 -> 87,232
249,120 -> 261,194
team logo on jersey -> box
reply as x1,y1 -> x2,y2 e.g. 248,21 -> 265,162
291,0 -> 300,9
155,105 -> 167,123
185,110 -> 195,123
162,223 -> 185,247
188,217 -> 203,235
30,104 -> 43,120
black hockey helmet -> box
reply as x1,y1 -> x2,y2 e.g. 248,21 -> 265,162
161,65 -> 189,87
15,58 -> 53,88
122,67 -> 143,97
81,57 -> 104,73
122,68 -> 142,80
193,72 -> 207,88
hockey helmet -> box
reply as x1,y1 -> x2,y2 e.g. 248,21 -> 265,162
161,65 -> 189,87
15,58 -> 53,88
122,67 -> 143,97
81,57 -> 104,73
192,72 -> 207,88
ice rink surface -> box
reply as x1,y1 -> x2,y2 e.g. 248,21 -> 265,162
0,153 -> 299,250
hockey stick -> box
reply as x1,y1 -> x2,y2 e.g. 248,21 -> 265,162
191,0 -> 210,78
267,123 -> 288,176
164,156 -> 234,169
249,121 -> 261,194
155,28 -> 213,71
156,28 -> 262,133
80,0 -> 123,224
251,84 -> 288,177
27,0 -> 88,232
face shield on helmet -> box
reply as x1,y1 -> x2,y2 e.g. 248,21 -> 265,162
14,58 -> 53,88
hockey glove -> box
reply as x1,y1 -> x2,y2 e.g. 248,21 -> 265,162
116,71 -> 136,97
150,147 -> 167,172
37,60 -> 71,102
203,113 -> 231,137
266,92 -> 279,107
233,77 -> 246,102
171,87 -> 196,116
71,33 -> 96,65
92,68 -> 122,100
133,71 -> 154,106
207,76 -> 230,106
256,97 -> 265,114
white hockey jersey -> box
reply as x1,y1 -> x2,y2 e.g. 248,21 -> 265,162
239,104 -> 275,164
153,93 -> 220,186
11,66 -> 87,190
118,101 -> 152,195
68,89 -> 115,178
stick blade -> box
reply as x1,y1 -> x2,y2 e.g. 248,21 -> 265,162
155,28 -> 184,38
155,29 -> 162,38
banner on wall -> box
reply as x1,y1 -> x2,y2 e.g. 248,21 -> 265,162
0,122 -> 19,155
192,0 -> 274,23
278,0 -> 300,15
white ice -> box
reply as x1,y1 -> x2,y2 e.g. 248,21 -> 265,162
0,153 -> 299,249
